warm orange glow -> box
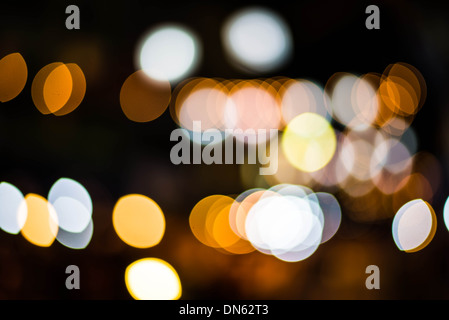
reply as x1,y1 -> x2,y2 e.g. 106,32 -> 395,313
112,194 -> 165,248
0,52 -> 28,102
21,194 -> 58,247
43,64 -> 73,113
120,70 -> 171,122
53,63 -> 86,116
32,62 -> 86,116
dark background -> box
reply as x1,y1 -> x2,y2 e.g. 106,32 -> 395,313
0,0 -> 449,299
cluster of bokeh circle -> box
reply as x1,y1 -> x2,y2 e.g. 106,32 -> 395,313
0,5 -> 446,299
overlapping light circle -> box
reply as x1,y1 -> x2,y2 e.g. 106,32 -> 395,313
31,62 -> 86,116
189,184 -> 341,262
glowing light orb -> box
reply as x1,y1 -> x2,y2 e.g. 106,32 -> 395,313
125,258 -> 182,300
281,112 -> 336,172
222,7 -> 292,73
137,25 -> 201,82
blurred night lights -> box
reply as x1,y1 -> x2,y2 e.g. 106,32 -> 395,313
222,7 -> 293,73
0,52 -> 28,102
125,258 -> 182,300
113,194 -> 165,249
137,24 -> 201,82
392,199 -> 436,252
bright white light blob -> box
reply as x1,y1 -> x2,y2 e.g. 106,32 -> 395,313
392,199 -> 436,252
0,182 -> 27,234
48,178 -> 93,233
125,258 -> 182,300
245,195 -> 322,259
137,25 -> 201,82
222,7 -> 292,73
56,219 -> 93,249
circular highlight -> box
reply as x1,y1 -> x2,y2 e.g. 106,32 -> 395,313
48,178 -> 92,233
222,7 -> 292,73
31,62 -> 86,115
281,112 -> 336,172
392,199 -> 436,253
113,194 -> 165,248
0,52 -> 28,102
137,24 -> 201,82
0,182 -> 27,234
21,194 -> 58,247
120,70 -> 171,122
125,258 -> 182,300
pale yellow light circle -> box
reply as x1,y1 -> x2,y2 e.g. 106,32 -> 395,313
21,194 -> 58,247
125,258 -> 182,300
281,112 -> 336,172
112,194 -> 165,248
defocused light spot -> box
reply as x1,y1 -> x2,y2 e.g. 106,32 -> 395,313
381,62 -> 426,117
177,78 -> 228,131
315,192 -> 341,243
56,218 -> 93,249
280,79 -> 328,125
120,70 -> 171,122
225,80 -> 281,144
282,112 -> 336,172
310,131 -> 350,188
48,178 -> 92,233
392,199 -> 436,252
0,52 -> 27,102
190,195 -> 227,248
245,194 -> 322,261
372,138 -> 413,195
443,196 -> 449,234
52,63 -> 86,116
125,258 -> 181,300
52,197 -> 91,233
266,135 -> 315,187
0,182 -> 27,234
43,64 -> 73,113
21,194 -> 58,247
222,7 -> 292,73
113,194 -> 165,248
32,62 -> 64,114
137,25 -> 201,82
32,62 -> 86,115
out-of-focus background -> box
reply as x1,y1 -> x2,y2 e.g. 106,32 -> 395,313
1,0 -> 449,299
